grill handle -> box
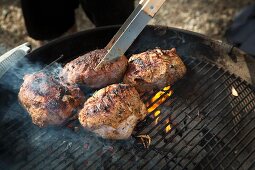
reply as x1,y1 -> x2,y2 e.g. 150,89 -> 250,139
0,43 -> 31,78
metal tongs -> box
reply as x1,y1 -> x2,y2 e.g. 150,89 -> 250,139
96,0 -> 166,69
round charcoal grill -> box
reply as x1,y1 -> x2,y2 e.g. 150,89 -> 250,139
0,26 -> 254,170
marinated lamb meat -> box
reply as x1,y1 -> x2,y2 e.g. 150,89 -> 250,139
61,49 -> 128,89
78,84 -> 147,140
18,72 -> 85,127
123,48 -> 186,93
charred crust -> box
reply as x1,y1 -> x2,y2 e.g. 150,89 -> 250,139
19,71 -> 84,127
112,89 -> 119,95
124,48 -> 186,94
61,49 -> 128,89
78,83 -> 147,136
132,58 -> 144,66
134,78 -> 146,83
46,100 -> 61,110
59,87 -> 67,99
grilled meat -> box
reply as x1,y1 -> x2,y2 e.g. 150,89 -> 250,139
18,72 -> 85,127
123,48 -> 186,93
61,49 -> 128,89
78,84 -> 147,139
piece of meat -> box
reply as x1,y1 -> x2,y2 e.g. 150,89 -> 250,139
18,72 -> 85,127
61,49 -> 128,89
78,84 -> 147,140
123,48 -> 186,93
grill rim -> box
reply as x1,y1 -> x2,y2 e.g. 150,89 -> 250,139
0,25 -> 255,169
19,25 -> 255,86
1,57 -> 254,170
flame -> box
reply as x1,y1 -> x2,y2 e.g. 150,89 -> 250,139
147,86 -> 173,132
147,86 -> 173,113
165,119 -> 171,133
154,110 -> 161,124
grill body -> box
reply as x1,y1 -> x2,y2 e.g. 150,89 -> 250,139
0,25 -> 254,169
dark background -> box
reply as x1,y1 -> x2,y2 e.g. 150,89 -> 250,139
0,0 -> 254,53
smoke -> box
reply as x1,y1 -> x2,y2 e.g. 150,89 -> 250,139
0,56 -> 64,121
0,57 -> 43,91
0,55 -> 140,169
0,57 -> 63,92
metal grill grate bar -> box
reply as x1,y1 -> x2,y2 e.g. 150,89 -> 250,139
112,75 -> 238,169
224,136 -> 255,169
237,149 -> 255,169
103,63 -> 227,168
203,123 -> 255,169
147,81 -> 253,169
139,64 -> 224,135
50,145 -> 82,169
15,131 -> 49,154
16,133 -> 60,169
192,109 -> 255,168
34,141 -> 78,169
200,122 -> 255,169
113,74 -> 239,169
2,121 -> 32,139
1,56 -> 254,170
0,119 -> 22,131
8,122 -> 83,168
85,156 -> 107,169
20,141 -> 68,169
59,146 -> 95,169
42,134 -> 101,169
13,58 -> 199,169
0,109 -> 22,128
32,127 -> 84,168
148,87 -> 252,169
139,77 -> 241,166
141,69 -> 231,140
185,102 -> 255,169
167,86 -> 254,169
0,104 -> 33,133
144,70 -> 234,135
140,59 -> 217,124
248,162 -> 255,170
0,122 -> 37,152
165,83 -> 253,163
1,129 -> 48,162
180,98 -> 255,168
0,119 -> 28,140
48,58 -> 217,169
145,58 -> 217,110
76,147 -> 104,169
97,60 -> 217,167
0,109 -> 77,158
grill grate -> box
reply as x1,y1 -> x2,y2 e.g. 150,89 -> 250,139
0,57 -> 254,170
